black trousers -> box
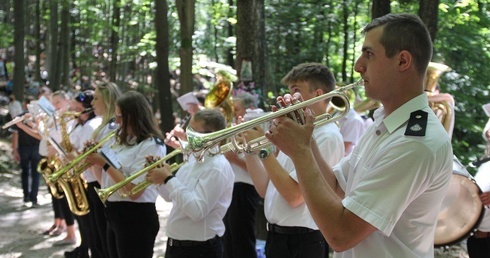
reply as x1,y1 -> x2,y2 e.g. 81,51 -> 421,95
86,181 -> 109,258
56,194 -> 75,226
467,235 -> 490,258
165,236 -> 223,258
223,182 -> 260,258
105,201 -> 159,258
265,229 -> 327,258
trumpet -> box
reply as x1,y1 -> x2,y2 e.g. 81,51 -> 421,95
96,148 -> 184,204
120,160 -> 184,198
186,79 -> 364,161
48,131 -> 116,183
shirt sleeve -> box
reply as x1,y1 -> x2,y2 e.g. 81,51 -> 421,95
341,140 -> 449,236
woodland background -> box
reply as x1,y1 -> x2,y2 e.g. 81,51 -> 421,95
0,0 -> 489,174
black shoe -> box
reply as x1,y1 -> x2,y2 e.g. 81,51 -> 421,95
64,247 -> 79,258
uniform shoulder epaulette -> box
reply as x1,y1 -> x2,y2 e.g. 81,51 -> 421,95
404,110 -> 427,136
154,137 -> 164,146
108,118 -> 118,130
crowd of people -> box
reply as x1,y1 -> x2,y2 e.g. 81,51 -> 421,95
3,12 -> 489,258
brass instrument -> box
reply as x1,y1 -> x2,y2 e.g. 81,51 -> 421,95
425,62 -> 454,137
48,131 -> 117,183
43,108 -> 94,216
119,155 -> 184,198
187,80 -> 363,161
37,155 -> 65,199
205,70 -> 234,125
96,149 -> 184,204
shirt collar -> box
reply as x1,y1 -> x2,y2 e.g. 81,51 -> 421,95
373,93 -> 429,134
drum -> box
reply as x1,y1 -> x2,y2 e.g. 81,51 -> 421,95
434,156 -> 484,247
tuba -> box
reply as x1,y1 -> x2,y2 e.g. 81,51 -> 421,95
205,70 -> 234,126
425,62 -> 454,137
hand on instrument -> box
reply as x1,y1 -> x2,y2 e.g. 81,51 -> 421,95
265,93 -> 315,158
85,153 -> 107,168
480,191 -> 490,206
46,145 -> 57,156
146,163 -> 171,185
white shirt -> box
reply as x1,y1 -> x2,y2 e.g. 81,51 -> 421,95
231,154 -> 253,184
158,150 -> 234,241
333,94 -> 453,258
70,117 -> 102,183
102,137 -> 166,203
338,108 -> 366,147
8,100 -> 23,118
475,124 -> 490,232
264,122 -> 344,228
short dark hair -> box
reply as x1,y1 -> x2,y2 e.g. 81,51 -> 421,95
362,13 -> 432,75
116,91 -> 163,145
192,109 -> 226,133
281,63 -> 336,93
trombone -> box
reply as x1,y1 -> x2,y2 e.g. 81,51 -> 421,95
47,131 -> 117,183
96,148 -> 184,204
186,79 -> 364,160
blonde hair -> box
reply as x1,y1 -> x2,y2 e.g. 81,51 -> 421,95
92,82 -> 122,139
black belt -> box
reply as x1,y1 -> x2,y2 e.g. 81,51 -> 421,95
168,236 -> 220,247
266,223 -> 316,234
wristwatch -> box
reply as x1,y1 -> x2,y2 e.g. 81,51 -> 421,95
258,147 -> 273,160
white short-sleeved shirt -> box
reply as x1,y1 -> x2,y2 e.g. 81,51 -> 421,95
102,137 -> 166,203
70,117 -> 102,183
158,150 -> 234,241
333,94 -> 453,258
264,122 -> 344,228
338,108 -> 366,146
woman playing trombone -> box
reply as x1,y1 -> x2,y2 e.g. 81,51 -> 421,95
86,90 -> 166,258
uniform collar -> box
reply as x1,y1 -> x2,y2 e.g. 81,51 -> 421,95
373,94 -> 428,134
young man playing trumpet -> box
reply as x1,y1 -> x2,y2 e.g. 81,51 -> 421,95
242,63 -> 344,258
146,108 -> 235,258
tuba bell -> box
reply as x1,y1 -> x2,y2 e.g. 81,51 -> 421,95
425,62 -> 454,137
205,70 -> 234,126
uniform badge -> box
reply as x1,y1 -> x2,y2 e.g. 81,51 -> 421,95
404,110 -> 427,136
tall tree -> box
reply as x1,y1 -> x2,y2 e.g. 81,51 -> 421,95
13,0 -> 25,101
109,0 -> 120,83
418,0 -> 439,42
372,0 -> 391,18
154,0 -> 173,137
176,0 -> 195,94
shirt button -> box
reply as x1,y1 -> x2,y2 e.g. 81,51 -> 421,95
376,130 -> 381,136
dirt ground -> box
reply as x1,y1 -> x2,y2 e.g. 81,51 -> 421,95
0,136 -> 471,258
0,138 -> 171,258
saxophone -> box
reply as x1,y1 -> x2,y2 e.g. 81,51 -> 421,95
54,110 -> 91,216
37,115 -> 65,199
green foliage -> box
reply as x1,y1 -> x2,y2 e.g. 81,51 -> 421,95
0,23 -> 13,48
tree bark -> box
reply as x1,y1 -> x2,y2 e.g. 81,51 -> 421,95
47,0 -> 59,91
418,0 -> 439,42
33,0 -> 41,83
154,0 -> 173,137
176,0 -> 195,95
13,0 -> 25,101
236,0 -> 254,80
109,0 -> 120,83
372,0 -> 391,19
